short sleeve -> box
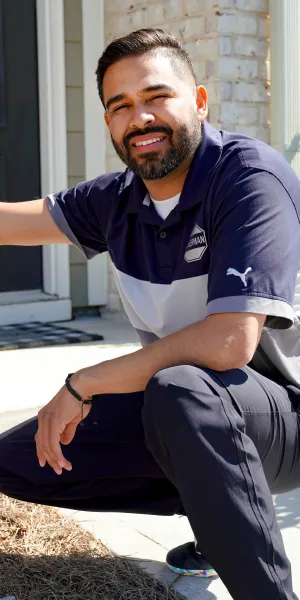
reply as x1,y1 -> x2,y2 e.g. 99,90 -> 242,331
206,169 -> 300,329
47,173 -> 119,259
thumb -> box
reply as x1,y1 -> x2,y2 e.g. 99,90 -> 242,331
60,422 -> 78,445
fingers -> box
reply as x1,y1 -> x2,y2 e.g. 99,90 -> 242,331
34,390 -> 92,475
60,422 -> 78,445
35,412 -> 72,475
35,437 -> 46,468
60,404 -> 92,445
49,418 -> 72,472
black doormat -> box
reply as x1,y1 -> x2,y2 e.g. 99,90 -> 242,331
0,322 -> 104,351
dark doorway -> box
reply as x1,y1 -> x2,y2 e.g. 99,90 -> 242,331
0,0 -> 42,292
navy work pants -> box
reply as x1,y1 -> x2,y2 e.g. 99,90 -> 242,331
1,364 -> 300,599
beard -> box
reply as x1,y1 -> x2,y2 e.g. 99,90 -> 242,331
110,110 -> 202,180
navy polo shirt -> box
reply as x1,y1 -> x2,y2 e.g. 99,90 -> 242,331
48,121 -> 300,388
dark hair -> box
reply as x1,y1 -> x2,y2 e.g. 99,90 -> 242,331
96,28 -> 197,108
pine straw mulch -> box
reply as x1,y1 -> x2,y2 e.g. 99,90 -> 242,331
0,494 -> 185,600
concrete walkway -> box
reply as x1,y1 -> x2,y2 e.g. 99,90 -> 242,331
0,312 -> 300,599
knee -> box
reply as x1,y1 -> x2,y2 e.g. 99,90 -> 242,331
143,364 -> 206,429
144,364 -> 190,403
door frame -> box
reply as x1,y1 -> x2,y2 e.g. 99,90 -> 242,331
0,0 -> 71,324
37,0 -> 71,307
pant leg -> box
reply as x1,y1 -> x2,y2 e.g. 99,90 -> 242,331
0,390 -> 182,516
225,367 -> 300,495
142,365 -> 300,600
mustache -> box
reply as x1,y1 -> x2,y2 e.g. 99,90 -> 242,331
125,126 -> 172,145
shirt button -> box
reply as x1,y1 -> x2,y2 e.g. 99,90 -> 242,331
160,231 -> 167,239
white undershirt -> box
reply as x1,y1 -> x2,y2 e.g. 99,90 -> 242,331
150,193 -> 181,220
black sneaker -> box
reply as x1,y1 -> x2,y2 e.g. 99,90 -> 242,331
166,542 -> 217,577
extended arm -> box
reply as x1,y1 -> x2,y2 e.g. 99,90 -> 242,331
0,199 -> 71,245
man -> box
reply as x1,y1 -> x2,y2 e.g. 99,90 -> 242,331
0,27 -> 300,600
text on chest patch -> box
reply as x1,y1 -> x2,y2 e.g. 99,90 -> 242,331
184,224 -> 208,263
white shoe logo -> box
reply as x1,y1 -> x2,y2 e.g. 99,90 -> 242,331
227,267 -> 252,287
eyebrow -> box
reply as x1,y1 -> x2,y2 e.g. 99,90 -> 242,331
105,84 -> 176,112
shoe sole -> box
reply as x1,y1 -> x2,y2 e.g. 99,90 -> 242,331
166,563 -> 217,578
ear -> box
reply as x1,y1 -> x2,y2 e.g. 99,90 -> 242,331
104,112 -> 109,127
196,85 -> 208,120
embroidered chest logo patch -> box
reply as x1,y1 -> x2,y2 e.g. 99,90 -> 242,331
184,225 -> 208,263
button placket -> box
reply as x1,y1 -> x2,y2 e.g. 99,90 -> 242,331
155,228 -> 172,281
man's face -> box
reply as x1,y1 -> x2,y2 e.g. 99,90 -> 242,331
103,52 -> 206,180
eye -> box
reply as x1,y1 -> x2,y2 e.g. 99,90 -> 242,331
150,94 -> 168,100
113,95 -> 168,112
113,104 -> 129,112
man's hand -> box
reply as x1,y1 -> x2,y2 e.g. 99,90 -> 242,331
34,383 -> 92,475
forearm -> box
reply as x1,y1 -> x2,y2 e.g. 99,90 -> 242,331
73,314 -> 250,397
75,326 -> 197,396
0,199 -> 69,245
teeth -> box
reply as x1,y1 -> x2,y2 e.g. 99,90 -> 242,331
134,137 -> 164,147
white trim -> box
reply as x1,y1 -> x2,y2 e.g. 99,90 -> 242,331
0,294 -> 70,326
0,290 -> 58,304
82,0 -> 108,306
36,0 -> 71,303
270,0 -> 300,178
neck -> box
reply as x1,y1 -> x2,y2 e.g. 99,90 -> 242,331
142,153 -> 195,201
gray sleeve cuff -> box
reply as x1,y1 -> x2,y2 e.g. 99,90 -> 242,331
206,295 -> 294,329
47,195 -> 97,259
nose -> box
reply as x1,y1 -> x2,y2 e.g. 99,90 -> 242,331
128,105 -> 155,130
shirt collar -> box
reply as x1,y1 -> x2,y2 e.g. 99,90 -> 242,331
126,121 -> 223,214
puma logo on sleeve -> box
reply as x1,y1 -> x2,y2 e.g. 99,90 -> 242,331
226,267 -> 252,288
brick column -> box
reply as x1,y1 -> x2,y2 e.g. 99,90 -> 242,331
205,0 -> 269,142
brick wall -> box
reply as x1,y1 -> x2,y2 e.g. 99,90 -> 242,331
104,0 -> 270,310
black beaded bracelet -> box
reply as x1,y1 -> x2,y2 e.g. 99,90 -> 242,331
65,373 -> 93,419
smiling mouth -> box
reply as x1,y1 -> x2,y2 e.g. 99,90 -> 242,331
131,137 -> 167,153
133,136 -> 165,147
